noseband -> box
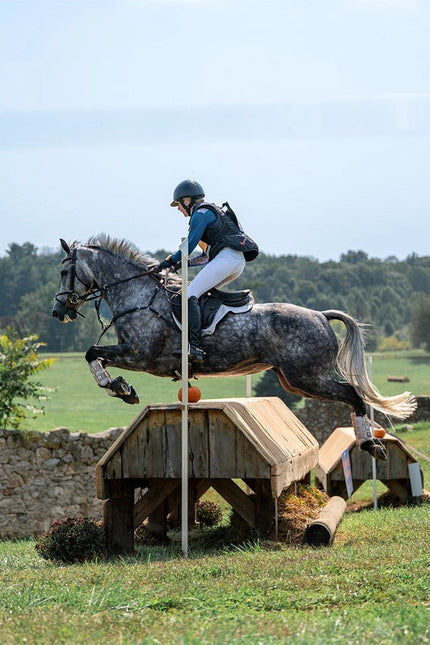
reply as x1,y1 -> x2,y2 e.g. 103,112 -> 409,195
54,247 -> 94,316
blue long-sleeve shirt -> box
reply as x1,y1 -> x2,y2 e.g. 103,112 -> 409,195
170,207 -> 216,264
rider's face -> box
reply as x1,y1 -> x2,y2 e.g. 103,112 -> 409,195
177,197 -> 191,217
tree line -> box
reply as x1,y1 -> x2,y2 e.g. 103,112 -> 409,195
1,242 -> 430,353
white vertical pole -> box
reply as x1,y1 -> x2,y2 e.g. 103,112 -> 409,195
246,374 -> 252,397
368,356 -> 378,510
180,238 -> 189,557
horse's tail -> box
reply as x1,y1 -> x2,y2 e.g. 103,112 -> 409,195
323,310 -> 416,419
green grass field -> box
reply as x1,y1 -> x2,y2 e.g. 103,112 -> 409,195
0,504 -> 429,644
23,349 -> 430,434
23,353 -> 263,433
2,351 -> 430,643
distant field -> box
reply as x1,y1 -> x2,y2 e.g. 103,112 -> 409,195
369,349 -> 430,396
22,349 -> 430,434
23,353 -> 262,433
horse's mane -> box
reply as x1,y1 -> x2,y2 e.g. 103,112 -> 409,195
74,234 -> 181,285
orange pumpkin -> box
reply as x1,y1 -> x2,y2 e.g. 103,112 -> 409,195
373,427 -> 386,438
177,385 -> 201,403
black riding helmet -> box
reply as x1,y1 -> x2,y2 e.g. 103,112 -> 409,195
170,180 -> 205,208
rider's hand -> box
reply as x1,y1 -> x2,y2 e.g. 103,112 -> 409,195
170,261 -> 181,273
153,257 -> 172,273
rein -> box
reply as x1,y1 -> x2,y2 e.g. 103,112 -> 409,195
56,244 -> 180,339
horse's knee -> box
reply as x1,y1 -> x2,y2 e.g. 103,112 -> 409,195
85,346 -> 102,363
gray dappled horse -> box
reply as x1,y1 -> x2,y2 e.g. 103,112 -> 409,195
52,235 -> 416,460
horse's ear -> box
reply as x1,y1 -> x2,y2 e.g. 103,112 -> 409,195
60,238 -> 71,254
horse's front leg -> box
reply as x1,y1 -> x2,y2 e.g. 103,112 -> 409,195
85,344 -> 141,405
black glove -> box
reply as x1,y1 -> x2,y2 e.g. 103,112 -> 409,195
153,258 -> 172,273
170,261 -> 181,273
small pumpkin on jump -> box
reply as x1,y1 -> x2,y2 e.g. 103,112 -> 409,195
178,383 -> 201,403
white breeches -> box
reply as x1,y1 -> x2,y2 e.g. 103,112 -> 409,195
187,248 -> 246,300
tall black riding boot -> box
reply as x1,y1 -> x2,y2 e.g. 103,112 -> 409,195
188,296 -> 205,362
172,296 -> 205,363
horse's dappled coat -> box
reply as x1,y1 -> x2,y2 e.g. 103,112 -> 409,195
52,236 -> 416,459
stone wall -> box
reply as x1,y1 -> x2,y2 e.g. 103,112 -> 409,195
1,396 -> 429,540
0,426 -> 122,540
295,395 -> 430,445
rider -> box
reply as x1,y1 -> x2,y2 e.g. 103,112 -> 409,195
154,179 -> 259,363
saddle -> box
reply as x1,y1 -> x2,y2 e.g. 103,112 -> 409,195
171,287 -> 254,335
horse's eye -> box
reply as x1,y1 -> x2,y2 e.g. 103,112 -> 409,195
61,270 -> 67,277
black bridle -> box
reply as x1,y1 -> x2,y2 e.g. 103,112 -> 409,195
54,247 -> 92,319
54,245 -> 179,338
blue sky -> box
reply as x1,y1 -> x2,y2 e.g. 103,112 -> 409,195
1,0 -> 429,261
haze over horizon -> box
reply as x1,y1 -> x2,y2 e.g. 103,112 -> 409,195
1,1 -> 429,263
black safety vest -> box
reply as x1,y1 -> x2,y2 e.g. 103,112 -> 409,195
192,201 -> 259,262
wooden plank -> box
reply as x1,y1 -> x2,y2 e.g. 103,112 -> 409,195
104,450 -> 124,481
208,411 -> 238,477
188,409 -> 210,478
225,402 -> 286,465
164,409 -> 182,477
380,478 -> 410,503
134,479 -> 180,528
317,427 -> 356,475
211,478 -> 256,528
96,462 -> 109,499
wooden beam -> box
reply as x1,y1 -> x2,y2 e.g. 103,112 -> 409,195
254,479 -> 276,537
134,479 -> 180,528
380,478 -> 410,503
211,479 -> 256,528
104,480 -> 135,554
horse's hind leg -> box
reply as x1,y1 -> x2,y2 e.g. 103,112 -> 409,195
273,368 -> 387,460
272,367 -> 366,414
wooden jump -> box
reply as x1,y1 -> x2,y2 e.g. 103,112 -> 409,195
315,426 -> 424,502
96,397 -> 319,553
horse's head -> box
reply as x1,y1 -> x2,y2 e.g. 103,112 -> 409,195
52,239 -> 97,323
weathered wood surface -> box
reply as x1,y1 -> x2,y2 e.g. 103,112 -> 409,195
103,479 -> 135,553
304,496 -> 347,546
96,398 -> 319,499
315,426 -> 424,500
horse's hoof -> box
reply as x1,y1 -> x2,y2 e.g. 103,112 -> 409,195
107,377 -> 140,405
121,386 -> 140,405
360,439 -> 387,461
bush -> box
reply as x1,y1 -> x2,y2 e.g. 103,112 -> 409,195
0,329 -> 55,429
377,335 -> 411,352
196,500 -> 223,528
35,517 -> 106,563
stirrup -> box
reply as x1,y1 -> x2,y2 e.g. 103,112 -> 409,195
172,344 -> 205,363
189,345 -> 205,363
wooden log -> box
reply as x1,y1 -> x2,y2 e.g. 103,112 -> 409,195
304,496 -> 346,547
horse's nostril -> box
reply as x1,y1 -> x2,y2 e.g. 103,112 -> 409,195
52,310 -> 59,318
